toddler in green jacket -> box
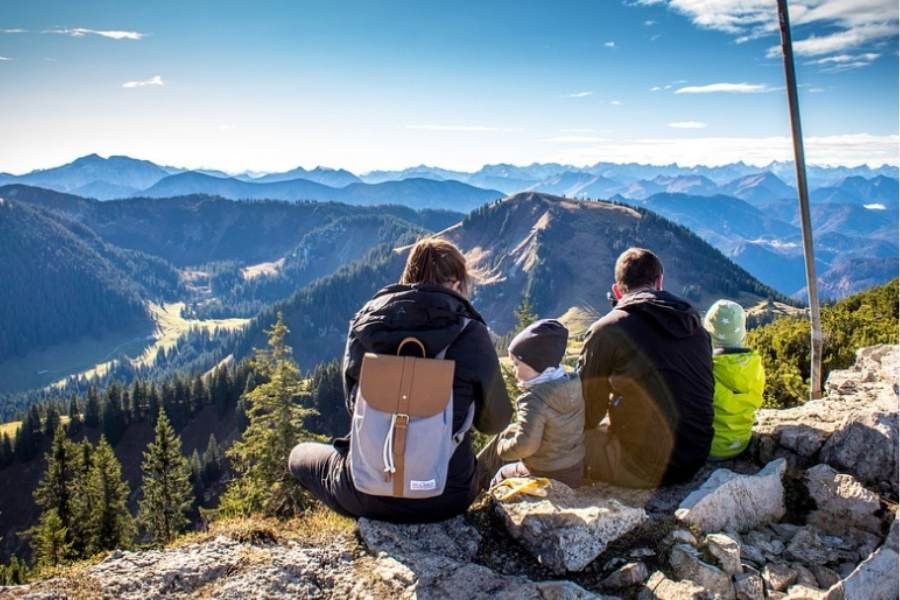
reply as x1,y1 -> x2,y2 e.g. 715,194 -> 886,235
492,319 -> 585,488
703,300 -> 766,459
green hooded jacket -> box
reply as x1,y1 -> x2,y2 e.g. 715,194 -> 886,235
709,348 -> 765,459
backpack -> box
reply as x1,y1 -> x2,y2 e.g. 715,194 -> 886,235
349,319 -> 473,498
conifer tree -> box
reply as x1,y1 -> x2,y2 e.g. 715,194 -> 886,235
33,425 -> 75,533
84,386 -> 101,427
514,294 -> 538,331
219,313 -> 314,517
0,556 -> 27,585
190,375 -> 208,415
138,410 -> 194,544
147,385 -> 161,425
66,394 -> 81,431
101,393 -> 125,446
14,405 -> 40,462
68,439 -> 94,558
86,437 -> 134,553
202,433 -> 222,483
29,509 -> 72,568
43,407 -> 60,437
189,449 -> 204,504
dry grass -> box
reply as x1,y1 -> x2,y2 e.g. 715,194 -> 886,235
171,509 -> 355,550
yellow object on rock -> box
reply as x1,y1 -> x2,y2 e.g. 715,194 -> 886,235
490,477 -> 551,501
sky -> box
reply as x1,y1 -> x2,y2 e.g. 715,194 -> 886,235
0,0 -> 898,174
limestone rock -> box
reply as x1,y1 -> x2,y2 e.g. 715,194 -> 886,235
669,529 -> 699,546
669,544 -> 735,599
805,464 -> 884,535
783,584 -> 828,599
784,527 -> 833,566
832,519 -> 899,600
601,561 -> 649,589
358,515 -> 479,561
705,532 -> 743,575
753,345 -> 899,495
810,565 -> 841,590
733,572 -> 765,600
494,480 -> 647,573
675,459 -> 786,533
762,562 -> 799,593
792,563 -> 819,589
639,570 -> 716,600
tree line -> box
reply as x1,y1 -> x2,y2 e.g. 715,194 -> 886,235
0,314 -> 346,582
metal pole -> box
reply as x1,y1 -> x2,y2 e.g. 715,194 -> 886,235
776,0 -> 823,400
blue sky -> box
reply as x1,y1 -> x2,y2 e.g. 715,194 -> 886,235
1,0 -> 897,173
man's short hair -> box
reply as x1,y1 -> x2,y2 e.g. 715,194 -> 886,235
615,247 -> 663,293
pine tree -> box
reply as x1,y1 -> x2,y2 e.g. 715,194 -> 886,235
84,386 -> 101,427
147,385 -> 161,425
43,406 -> 60,437
0,556 -> 28,585
514,294 -> 538,331
68,439 -> 94,559
86,437 -> 134,553
33,425 -> 75,534
29,509 -> 72,568
190,375 -> 208,415
66,394 -> 81,432
138,409 -> 194,545
219,313 -> 314,517
189,449 -> 204,504
202,433 -> 222,483
101,393 -> 125,446
14,405 -> 40,462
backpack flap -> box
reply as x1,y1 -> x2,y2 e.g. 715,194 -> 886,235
359,354 -> 455,418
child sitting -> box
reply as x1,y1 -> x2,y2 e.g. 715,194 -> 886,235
492,319 -> 585,488
703,299 -> 766,460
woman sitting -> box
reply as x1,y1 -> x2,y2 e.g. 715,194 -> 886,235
288,238 -> 511,523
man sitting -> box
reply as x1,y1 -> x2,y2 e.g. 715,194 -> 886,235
578,247 -> 714,488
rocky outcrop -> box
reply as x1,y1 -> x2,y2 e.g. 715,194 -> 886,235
492,481 -> 647,573
675,459 -> 787,533
752,345 -> 899,496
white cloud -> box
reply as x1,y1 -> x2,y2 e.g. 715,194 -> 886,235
122,75 -> 164,88
549,133 -> 900,167
406,124 -> 523,133
609,100 -> 623,105
565,91 -> 593,98
808,87 -> 826,93
650,33 -> 663,41
675,82 -> 771,94
559,128 -> 598,133
0,56 -> 10,61
47,27 -> 145,40
801,51 -> 881,71
1,28 -> 26,34
638,0 -> 897,64
668,121 -> 708,129
644,19 -> 658,26
542,136 -> 609,144
650,86 -> 663,91
604,41 -> 617,48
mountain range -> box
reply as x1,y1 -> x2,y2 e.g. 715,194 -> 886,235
2,154 -> 896,203
1,152 -> 895,299
0,184 -> 785,393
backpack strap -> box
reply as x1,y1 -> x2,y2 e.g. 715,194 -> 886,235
436,317 -> 471,359
438,318 -> 475,448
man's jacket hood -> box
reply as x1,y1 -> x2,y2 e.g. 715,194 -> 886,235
616,290 -> 702,339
